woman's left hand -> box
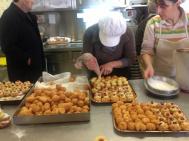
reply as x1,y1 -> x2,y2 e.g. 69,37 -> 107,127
100,62 -> 114,75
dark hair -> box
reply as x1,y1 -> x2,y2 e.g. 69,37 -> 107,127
13,0 -> 19,2
155,0 -> 178,6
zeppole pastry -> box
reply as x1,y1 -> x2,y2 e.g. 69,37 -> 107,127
112,101 -> 189,131
18,85 -> 90,116
91,76 -> 135,103
0,81 -> 32,98
94,136 -> 108,141
0,109 -> 11,129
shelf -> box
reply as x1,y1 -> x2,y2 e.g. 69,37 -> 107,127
31,8 -> 81,13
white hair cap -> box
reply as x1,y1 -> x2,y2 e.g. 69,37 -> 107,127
98,11 -> 127,47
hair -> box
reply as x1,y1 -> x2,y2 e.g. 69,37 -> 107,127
155,0 -> 178,5
155,0 -> 179,6
13,0 -> 19,2
148,0 -> 156,14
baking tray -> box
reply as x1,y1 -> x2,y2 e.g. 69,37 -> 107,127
112,103 -> 189,133
112,115 -> 189,133
14,112 -> 90,125
0,84 -> 34,105
90,82 -> 137,104
13,82 -> 90,125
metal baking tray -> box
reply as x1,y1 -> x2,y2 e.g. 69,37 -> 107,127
14,112 -> 90,125
112,113 -> 189,133
90,82 -> 137,104
0,84 -> 34,105
13,84 -> 90,125
112,102 -> 189,133
112,116 -> 189,133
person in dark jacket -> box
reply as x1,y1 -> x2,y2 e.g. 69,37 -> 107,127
0,0 -> 45,83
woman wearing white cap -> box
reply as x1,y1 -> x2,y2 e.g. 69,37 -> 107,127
75,11 -> 136,79
141,0 -> 189,79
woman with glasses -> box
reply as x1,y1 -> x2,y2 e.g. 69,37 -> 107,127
141,0 -> 189,79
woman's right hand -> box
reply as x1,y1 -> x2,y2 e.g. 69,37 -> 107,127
82,53 -> 101,77
144,65 -> 154,79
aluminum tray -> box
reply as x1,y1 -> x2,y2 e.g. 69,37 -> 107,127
0,84 -> 34,105
13,80 -> 90,125
14,112 -> 90,125
91,82 -> 137,104
112,114 -> 189,133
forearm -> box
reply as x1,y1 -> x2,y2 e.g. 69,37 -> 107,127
110,60 -> 124,68
141,54 -> 153,69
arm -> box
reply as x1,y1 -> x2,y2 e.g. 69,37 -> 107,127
82,25 -> 96,54
140,17 -> 156,79
75,25 -> 101,76
121,27 -> 137,67
100,60 -> 123,75
141,54 -> 154,79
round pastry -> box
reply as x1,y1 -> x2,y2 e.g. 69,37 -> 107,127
101,96 -> 110,102
181,121 -> 189,131
94,95 -> 101,102
169,122 -> 181,131
157,121 -> 169,131
94,136 -> 108,141
146,122 -> 156,131
127,122 -> 135,130
135,122 -> 147,131
0,109 -> 11,129
118,121 -> 127,130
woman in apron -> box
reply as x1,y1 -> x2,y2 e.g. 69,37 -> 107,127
141,0 -> 189,79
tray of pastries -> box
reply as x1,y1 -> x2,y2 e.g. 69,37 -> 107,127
90,76 -> 136,103
13,84 -> 90,124
112,101 -> 189,132
46,36 -> 71,45
0,81 -> 32,105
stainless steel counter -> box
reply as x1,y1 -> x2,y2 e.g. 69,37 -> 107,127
44,43 -> 83,53
1,79 -> 189,141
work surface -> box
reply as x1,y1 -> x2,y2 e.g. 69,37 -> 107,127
1,79 -> 189,141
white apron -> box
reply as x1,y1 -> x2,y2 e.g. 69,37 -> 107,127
154,16 -> 189,78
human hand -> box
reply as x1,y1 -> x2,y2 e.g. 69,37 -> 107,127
82,53 -> 101,77
100,62 -> 114,76
27,58 -> 31,66
143,65 -> 154,79
74,56 -> 83,69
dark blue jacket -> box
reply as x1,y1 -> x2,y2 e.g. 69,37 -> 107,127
0,3 -> 45,82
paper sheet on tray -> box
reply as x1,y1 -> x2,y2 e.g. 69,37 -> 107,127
36,72 -> 89,91
42,72 -> 71,82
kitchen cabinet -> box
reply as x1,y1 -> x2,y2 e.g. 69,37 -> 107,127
32,0 -> 77,11
44,45 -> 85,75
